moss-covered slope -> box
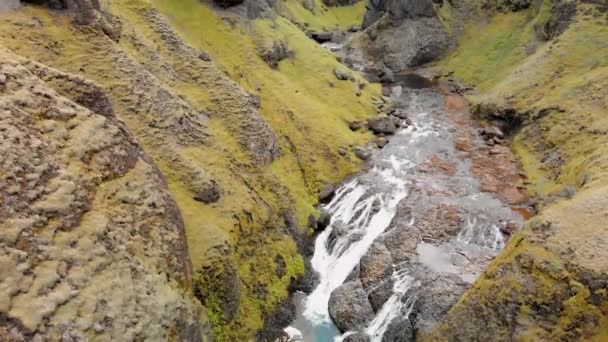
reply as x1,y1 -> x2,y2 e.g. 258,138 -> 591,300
0,0 -> 376,340
427,0 -> 608,339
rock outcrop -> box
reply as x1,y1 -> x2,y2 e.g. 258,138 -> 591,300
354,0 -> 448,72
0,47 -> 204,341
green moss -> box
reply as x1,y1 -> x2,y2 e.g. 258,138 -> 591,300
276,0 -> 367,31
0,0 -> 375,339
147,0 -> 377,339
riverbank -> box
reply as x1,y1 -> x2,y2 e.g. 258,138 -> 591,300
285,68 -> 532,340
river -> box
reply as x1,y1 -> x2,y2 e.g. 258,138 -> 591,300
285,75 -> 525,341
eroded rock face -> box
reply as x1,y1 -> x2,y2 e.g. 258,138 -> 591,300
357,0 -> 448,72
21,0 -> 122,41
482,0 -> 533,12
0,47 -> 203,341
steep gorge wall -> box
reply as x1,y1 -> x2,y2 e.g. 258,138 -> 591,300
0,46 -> 202,341
418,0 -> 608,339
0,0 -> 380,340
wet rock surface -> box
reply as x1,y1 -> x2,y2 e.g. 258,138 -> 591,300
367,116 -> 398,135
328,280 -> 375,332
311,83 -> 528,341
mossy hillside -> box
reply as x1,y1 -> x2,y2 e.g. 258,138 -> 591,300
437,1 -> 608,200
428,184 -> 608,340
122,1 -> 378,339
437,0 -> 554,92
0,0 -> 379,340
428,1 -> 608,339
153,0 -> 381,226
275,0 -> 367,31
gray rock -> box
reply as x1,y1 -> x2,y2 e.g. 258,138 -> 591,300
379,68 -> 395,83
374,137 -> 389,149
362,0 -> 385,29
544,0 -> 577,39
368,116 -> 398,135
326,220 -> 350,251
312,31 -> 333,43
391,109 -> 409,120
376,17 -> 448,71
317,209 -> 332,231
302,0 -> 315,11
349,121 -> 364,131
323,0 -> 360,6
191,173 -> 221,204
214,0 -> 245,8
483,0 -> 532,12
344,333 -> 370,342
354,147 -> 372,160
334,68 -> 353,81
481,126 -> 504,140
198,50 -> 212,62
360,242 -> 394,310
329,280 -> 375,332
319,183 -> 336,202
247,0 -> 276,19
391,116 -> 404,128
381,316 -> 414,342
388,0 -> 436,20
259,41 -> 294,69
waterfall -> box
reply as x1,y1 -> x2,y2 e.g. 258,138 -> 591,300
286,88 -> 523,342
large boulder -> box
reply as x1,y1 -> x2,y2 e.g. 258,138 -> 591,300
381,316 -> 415,342
368,116 -> 398,135
360,242 -> 394,311
388,0 -> 436,20
358,0 -> 448,71
363,0 -> 385,29
329,281 -> 375,332
368,17 -> 448,71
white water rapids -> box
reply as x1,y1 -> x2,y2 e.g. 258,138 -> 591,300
286,88 -> 522,342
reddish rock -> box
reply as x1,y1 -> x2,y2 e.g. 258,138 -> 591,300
500,186 -> 528,205
427,154 -> 457,176
455,135 -> 474,152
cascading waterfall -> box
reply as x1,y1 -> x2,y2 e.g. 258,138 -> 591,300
287,88 -> 522,342
365,269 -> 417,342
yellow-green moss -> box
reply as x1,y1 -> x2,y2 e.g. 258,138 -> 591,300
428,3 -> 608,340
0,0 -> 376,339
276,0 -> 367,31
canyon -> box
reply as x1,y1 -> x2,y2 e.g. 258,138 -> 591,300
1,0 -> 607,341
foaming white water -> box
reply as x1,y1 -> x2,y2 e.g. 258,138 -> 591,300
366,270 -> 416,342
304,164 -> 410,325
457,214 -> 506,250
288,89 -> 522,342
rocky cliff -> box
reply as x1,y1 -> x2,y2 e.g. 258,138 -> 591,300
0,0 -> 382,340
0,46 -> 202,341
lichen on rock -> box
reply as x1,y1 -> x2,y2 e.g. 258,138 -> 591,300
0,46 -> 204,341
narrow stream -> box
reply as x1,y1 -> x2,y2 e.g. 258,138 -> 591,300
286,83 -> 523,341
